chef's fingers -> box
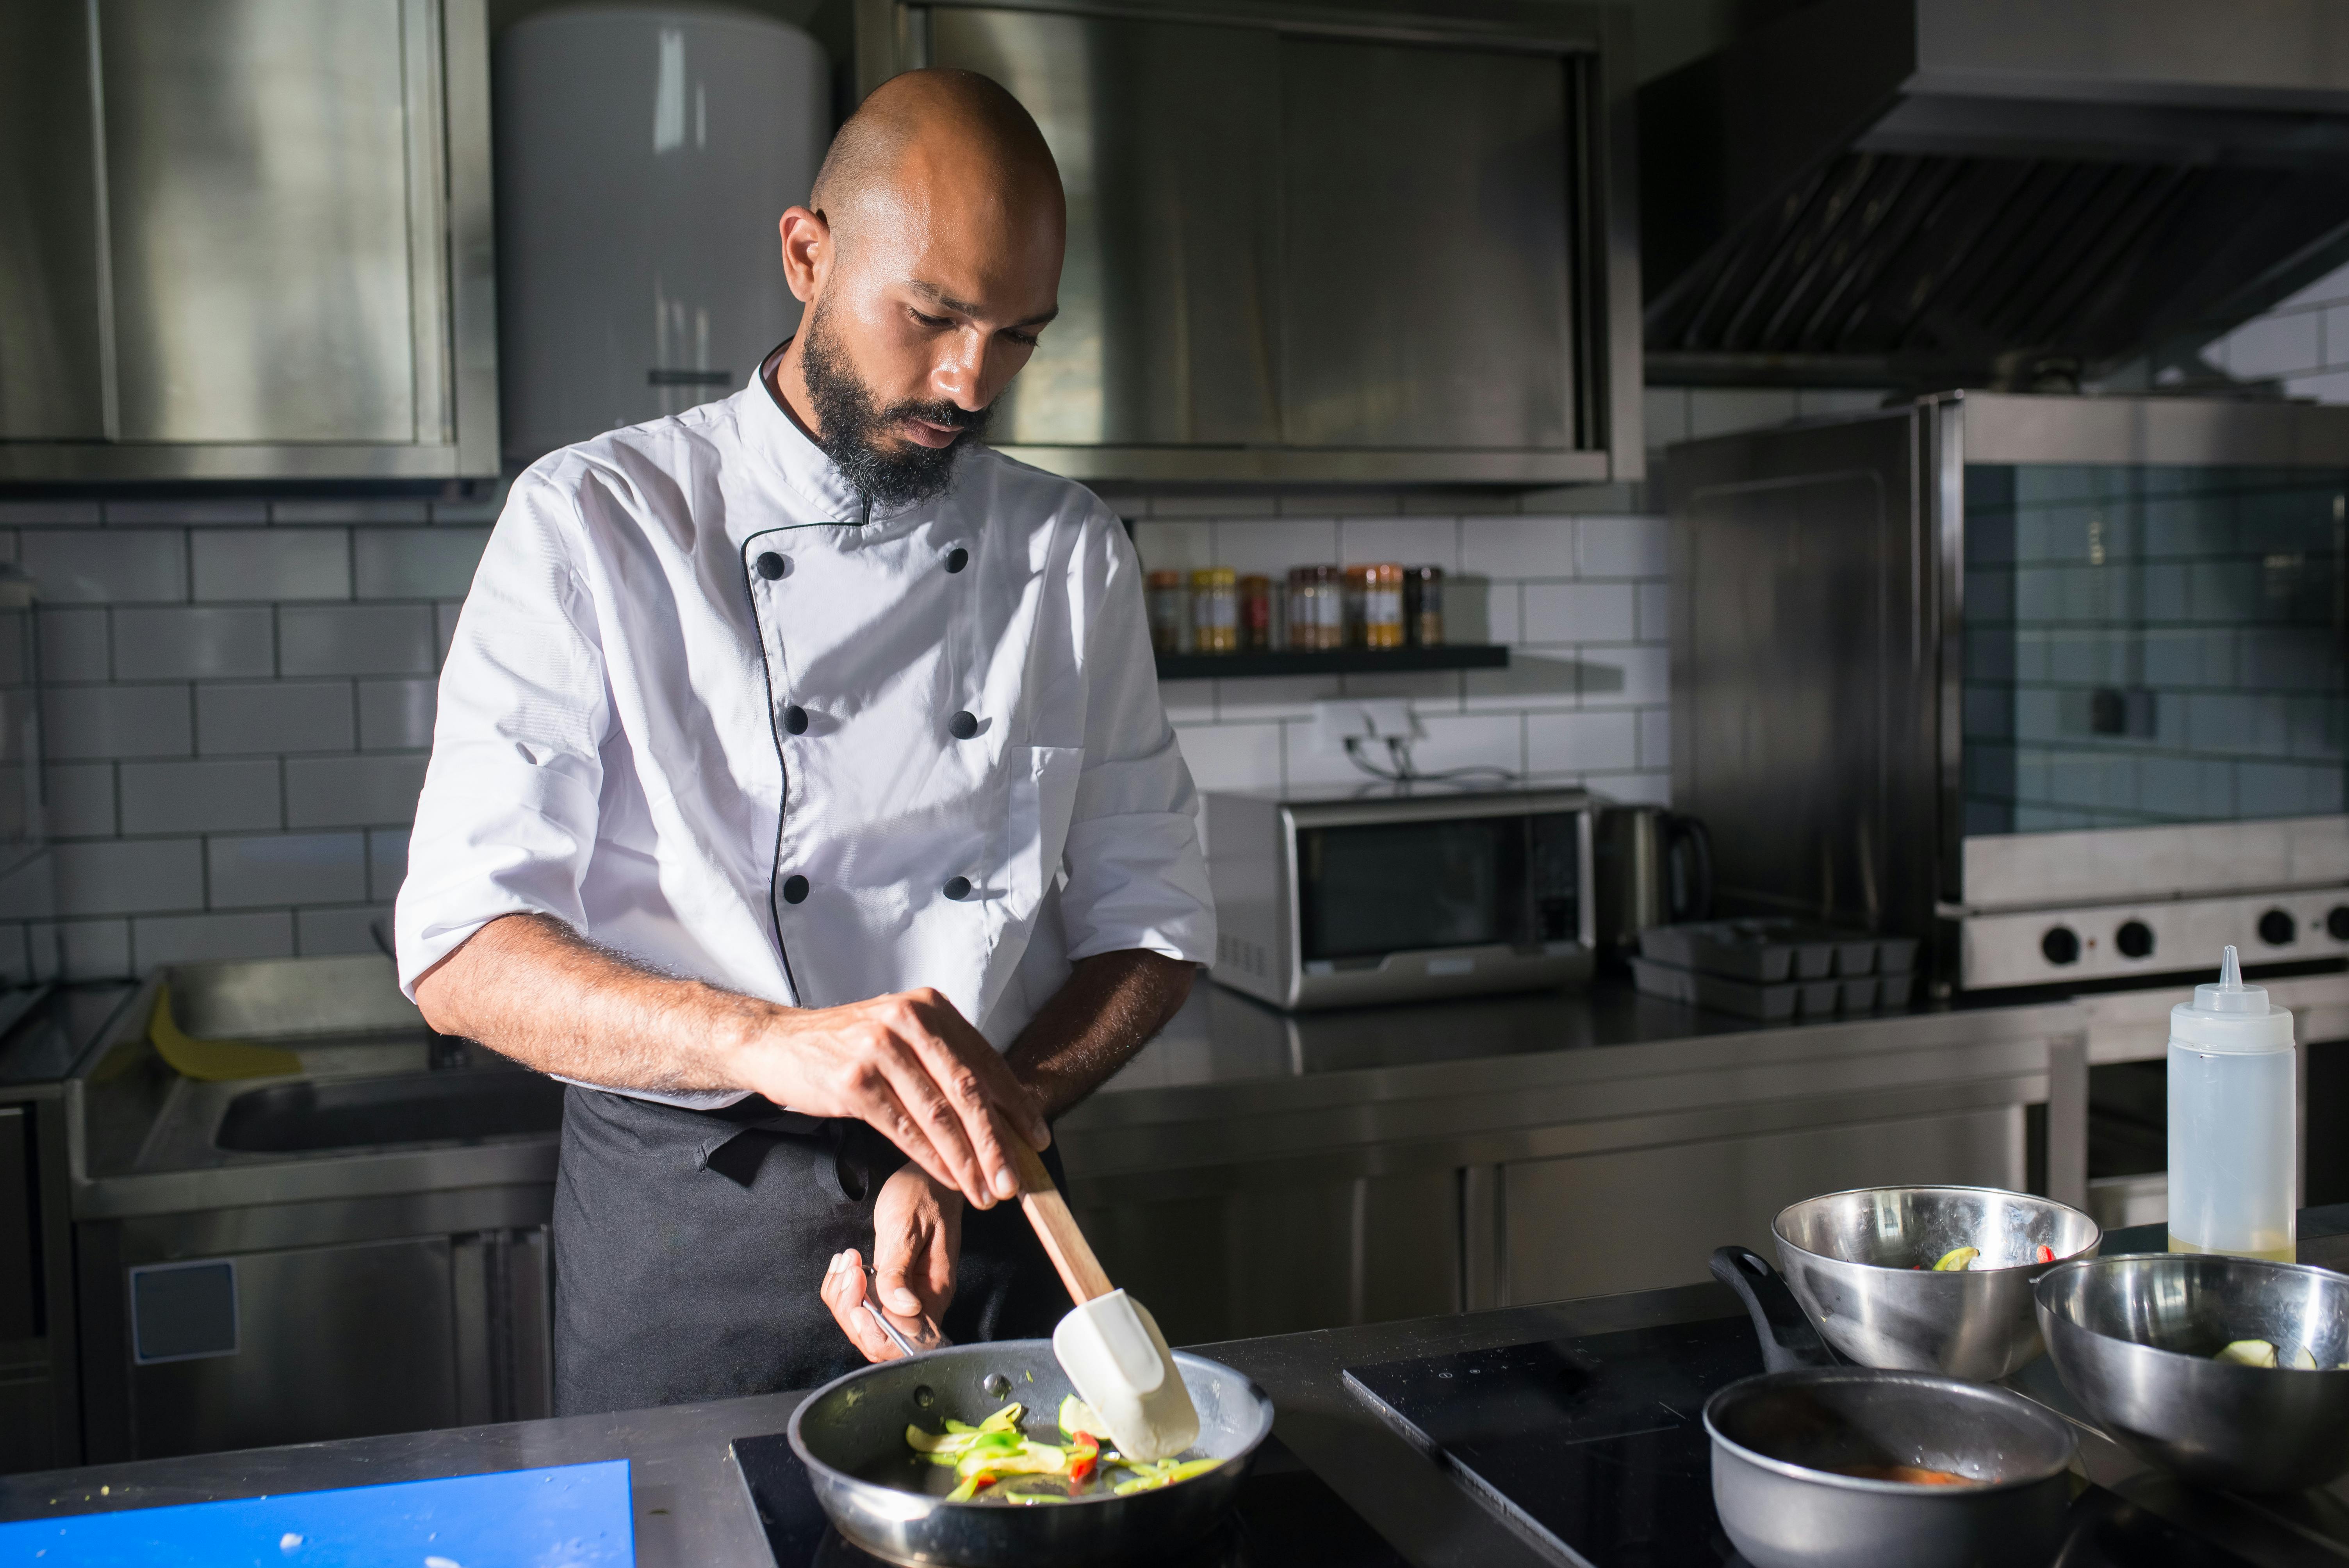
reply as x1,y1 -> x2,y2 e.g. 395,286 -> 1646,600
902,991 -> 1052,1151
873,1055 -> 998,1209
849,1073 -> 974,1203
820,1251 -> 902,1364
893,1014 -> 1033,1201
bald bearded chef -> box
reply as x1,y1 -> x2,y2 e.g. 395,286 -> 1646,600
396,69 -> 1211,1416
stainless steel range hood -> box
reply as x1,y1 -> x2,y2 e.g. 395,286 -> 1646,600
1640,0 -> 2349,390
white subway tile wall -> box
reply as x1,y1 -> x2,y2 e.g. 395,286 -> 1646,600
0,474 -> 1704,982
2201,257 -> 2349,402
1117,497 -> 1675,814
0,495 -> 488,980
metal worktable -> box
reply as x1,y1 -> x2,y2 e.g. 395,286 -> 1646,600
8,1208 -> 2348,1567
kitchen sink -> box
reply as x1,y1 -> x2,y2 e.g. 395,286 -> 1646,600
215,1071 -> 568,1153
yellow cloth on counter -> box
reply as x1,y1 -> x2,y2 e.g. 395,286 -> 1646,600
146,983 -> 301,1081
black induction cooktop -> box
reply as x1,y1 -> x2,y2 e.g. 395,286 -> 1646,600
731,1429 -> 1413,1568
1343,1315 -> 2266,1568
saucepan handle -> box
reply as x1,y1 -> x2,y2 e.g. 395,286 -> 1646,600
1708,1244 -> 1836,1375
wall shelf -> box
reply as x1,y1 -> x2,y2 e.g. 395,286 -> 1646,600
1154,646 -> 1510,681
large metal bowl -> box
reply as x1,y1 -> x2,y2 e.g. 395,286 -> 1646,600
2036,1254 -> 2349,1493
1773,1186 -> 2100,1381
788,1341 -> 1274,1566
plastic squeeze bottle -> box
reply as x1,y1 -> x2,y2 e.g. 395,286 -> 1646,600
2167,946 -> 2297,1262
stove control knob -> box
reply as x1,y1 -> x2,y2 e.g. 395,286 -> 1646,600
2329,905 -> 2349,942
2116,920 -> 2155,960
2258,908 -> 2298,947
2041,926 -> 2081,966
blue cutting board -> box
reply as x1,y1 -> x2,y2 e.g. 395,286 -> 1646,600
0,1458 -> 634,1567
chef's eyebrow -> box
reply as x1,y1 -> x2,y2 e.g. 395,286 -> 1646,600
906,280 -> 1059,329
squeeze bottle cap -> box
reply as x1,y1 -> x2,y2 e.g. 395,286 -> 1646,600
2172,946 -> 2293,1053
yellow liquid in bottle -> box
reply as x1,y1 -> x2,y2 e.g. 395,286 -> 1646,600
2167,1232 -> 2296,1264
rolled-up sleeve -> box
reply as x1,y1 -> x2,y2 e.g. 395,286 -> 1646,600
1053,511 -> 1215,966
394,470 -> 614,998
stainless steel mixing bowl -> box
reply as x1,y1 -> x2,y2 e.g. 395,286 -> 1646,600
2037,1254 -> 2349,1493
1774,1185 -> 2101,1381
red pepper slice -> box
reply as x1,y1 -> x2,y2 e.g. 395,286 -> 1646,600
1067,1433 -> 1100,1486
2036,1244 -> 2055,1264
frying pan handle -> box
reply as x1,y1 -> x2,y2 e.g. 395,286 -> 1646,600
1708,1245 -> 1836,1375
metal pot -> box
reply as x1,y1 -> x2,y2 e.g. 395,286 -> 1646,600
2037,1253 -> 2349,1493
1774,1185 -> 2101,1380
787,1340 -> 1273,1567
1705,1245 -> 2078,1568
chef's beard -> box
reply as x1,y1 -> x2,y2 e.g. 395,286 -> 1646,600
800,303 -> 992,509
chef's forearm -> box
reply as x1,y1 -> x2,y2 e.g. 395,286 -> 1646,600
1003,949 -> 1195,1120
413,912 -> 773,1094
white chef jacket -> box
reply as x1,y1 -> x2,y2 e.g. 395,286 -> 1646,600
395,356 -> 1214,1109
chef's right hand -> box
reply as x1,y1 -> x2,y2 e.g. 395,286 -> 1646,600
737,987 -> 1048,1208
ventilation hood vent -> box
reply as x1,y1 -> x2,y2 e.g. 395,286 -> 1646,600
1640,0 -> 2349,390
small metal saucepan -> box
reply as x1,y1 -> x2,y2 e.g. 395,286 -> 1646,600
1705,1246 -> 2078,1568
787,1339 -> 1273,1567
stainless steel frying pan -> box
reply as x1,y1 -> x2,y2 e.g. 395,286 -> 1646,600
786,1340 -> 1274,1567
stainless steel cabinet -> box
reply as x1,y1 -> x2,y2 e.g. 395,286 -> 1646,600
78,1220 -> 551,1462
888,0 -> 1641,486
1499,1105 -> 2027,1303
0,0 -> 496,480
1075,1168 -> 1461,1346
0,1095 -> 77,1476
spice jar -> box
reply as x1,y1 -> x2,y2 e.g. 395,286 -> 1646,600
1189,567 -> 1238,654
1287,566 -> 1341,650
1239,574 -> 1273,652
1341,565 -> 1370,648
1404,565 -> 1445,646
1362,563 -> 1405,649
1146,570 -> 1187,654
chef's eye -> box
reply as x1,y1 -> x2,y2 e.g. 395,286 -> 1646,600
1003,328 -> 1040,347
911,309 -> 952,329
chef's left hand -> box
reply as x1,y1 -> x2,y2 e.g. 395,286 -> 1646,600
821,1165 -> 963,1361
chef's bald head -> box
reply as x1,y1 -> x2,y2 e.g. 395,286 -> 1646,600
773,69 -> 1064,507
810,69 -> 1063,259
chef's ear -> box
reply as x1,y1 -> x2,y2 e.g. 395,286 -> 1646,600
779,205 -> 832,304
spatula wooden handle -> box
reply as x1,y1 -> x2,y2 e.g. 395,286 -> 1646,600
1010,1137 -> 1115,1305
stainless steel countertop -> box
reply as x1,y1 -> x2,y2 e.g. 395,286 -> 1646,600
1057,977 -> 2084,1200
10,1209 -> 2349,1567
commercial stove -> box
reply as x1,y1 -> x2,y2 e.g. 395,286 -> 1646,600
731,1430 -> 1413,1568
1345,1315 -> 2301,1568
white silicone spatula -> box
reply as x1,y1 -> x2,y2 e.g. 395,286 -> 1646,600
1009,1139 -> 1200,1462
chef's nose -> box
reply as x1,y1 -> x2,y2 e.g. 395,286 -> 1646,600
930,330 -> 990,412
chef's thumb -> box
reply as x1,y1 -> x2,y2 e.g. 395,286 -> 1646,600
878,1264 -> 923,1317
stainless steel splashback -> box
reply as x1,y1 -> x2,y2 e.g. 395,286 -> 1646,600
862,0 -> 1641,486
0,0 -> 497,481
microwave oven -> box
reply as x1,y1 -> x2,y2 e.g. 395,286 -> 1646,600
1667,391 -> 2349,995
1203,786 -> 1597,1010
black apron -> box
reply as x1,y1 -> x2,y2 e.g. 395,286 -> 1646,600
551,1084 -> 1070,1415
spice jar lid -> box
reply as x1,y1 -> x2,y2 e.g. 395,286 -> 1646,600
1189,567 -> 1236,587
1407,564 -> 1445,582
1364,562 -> 1404,584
